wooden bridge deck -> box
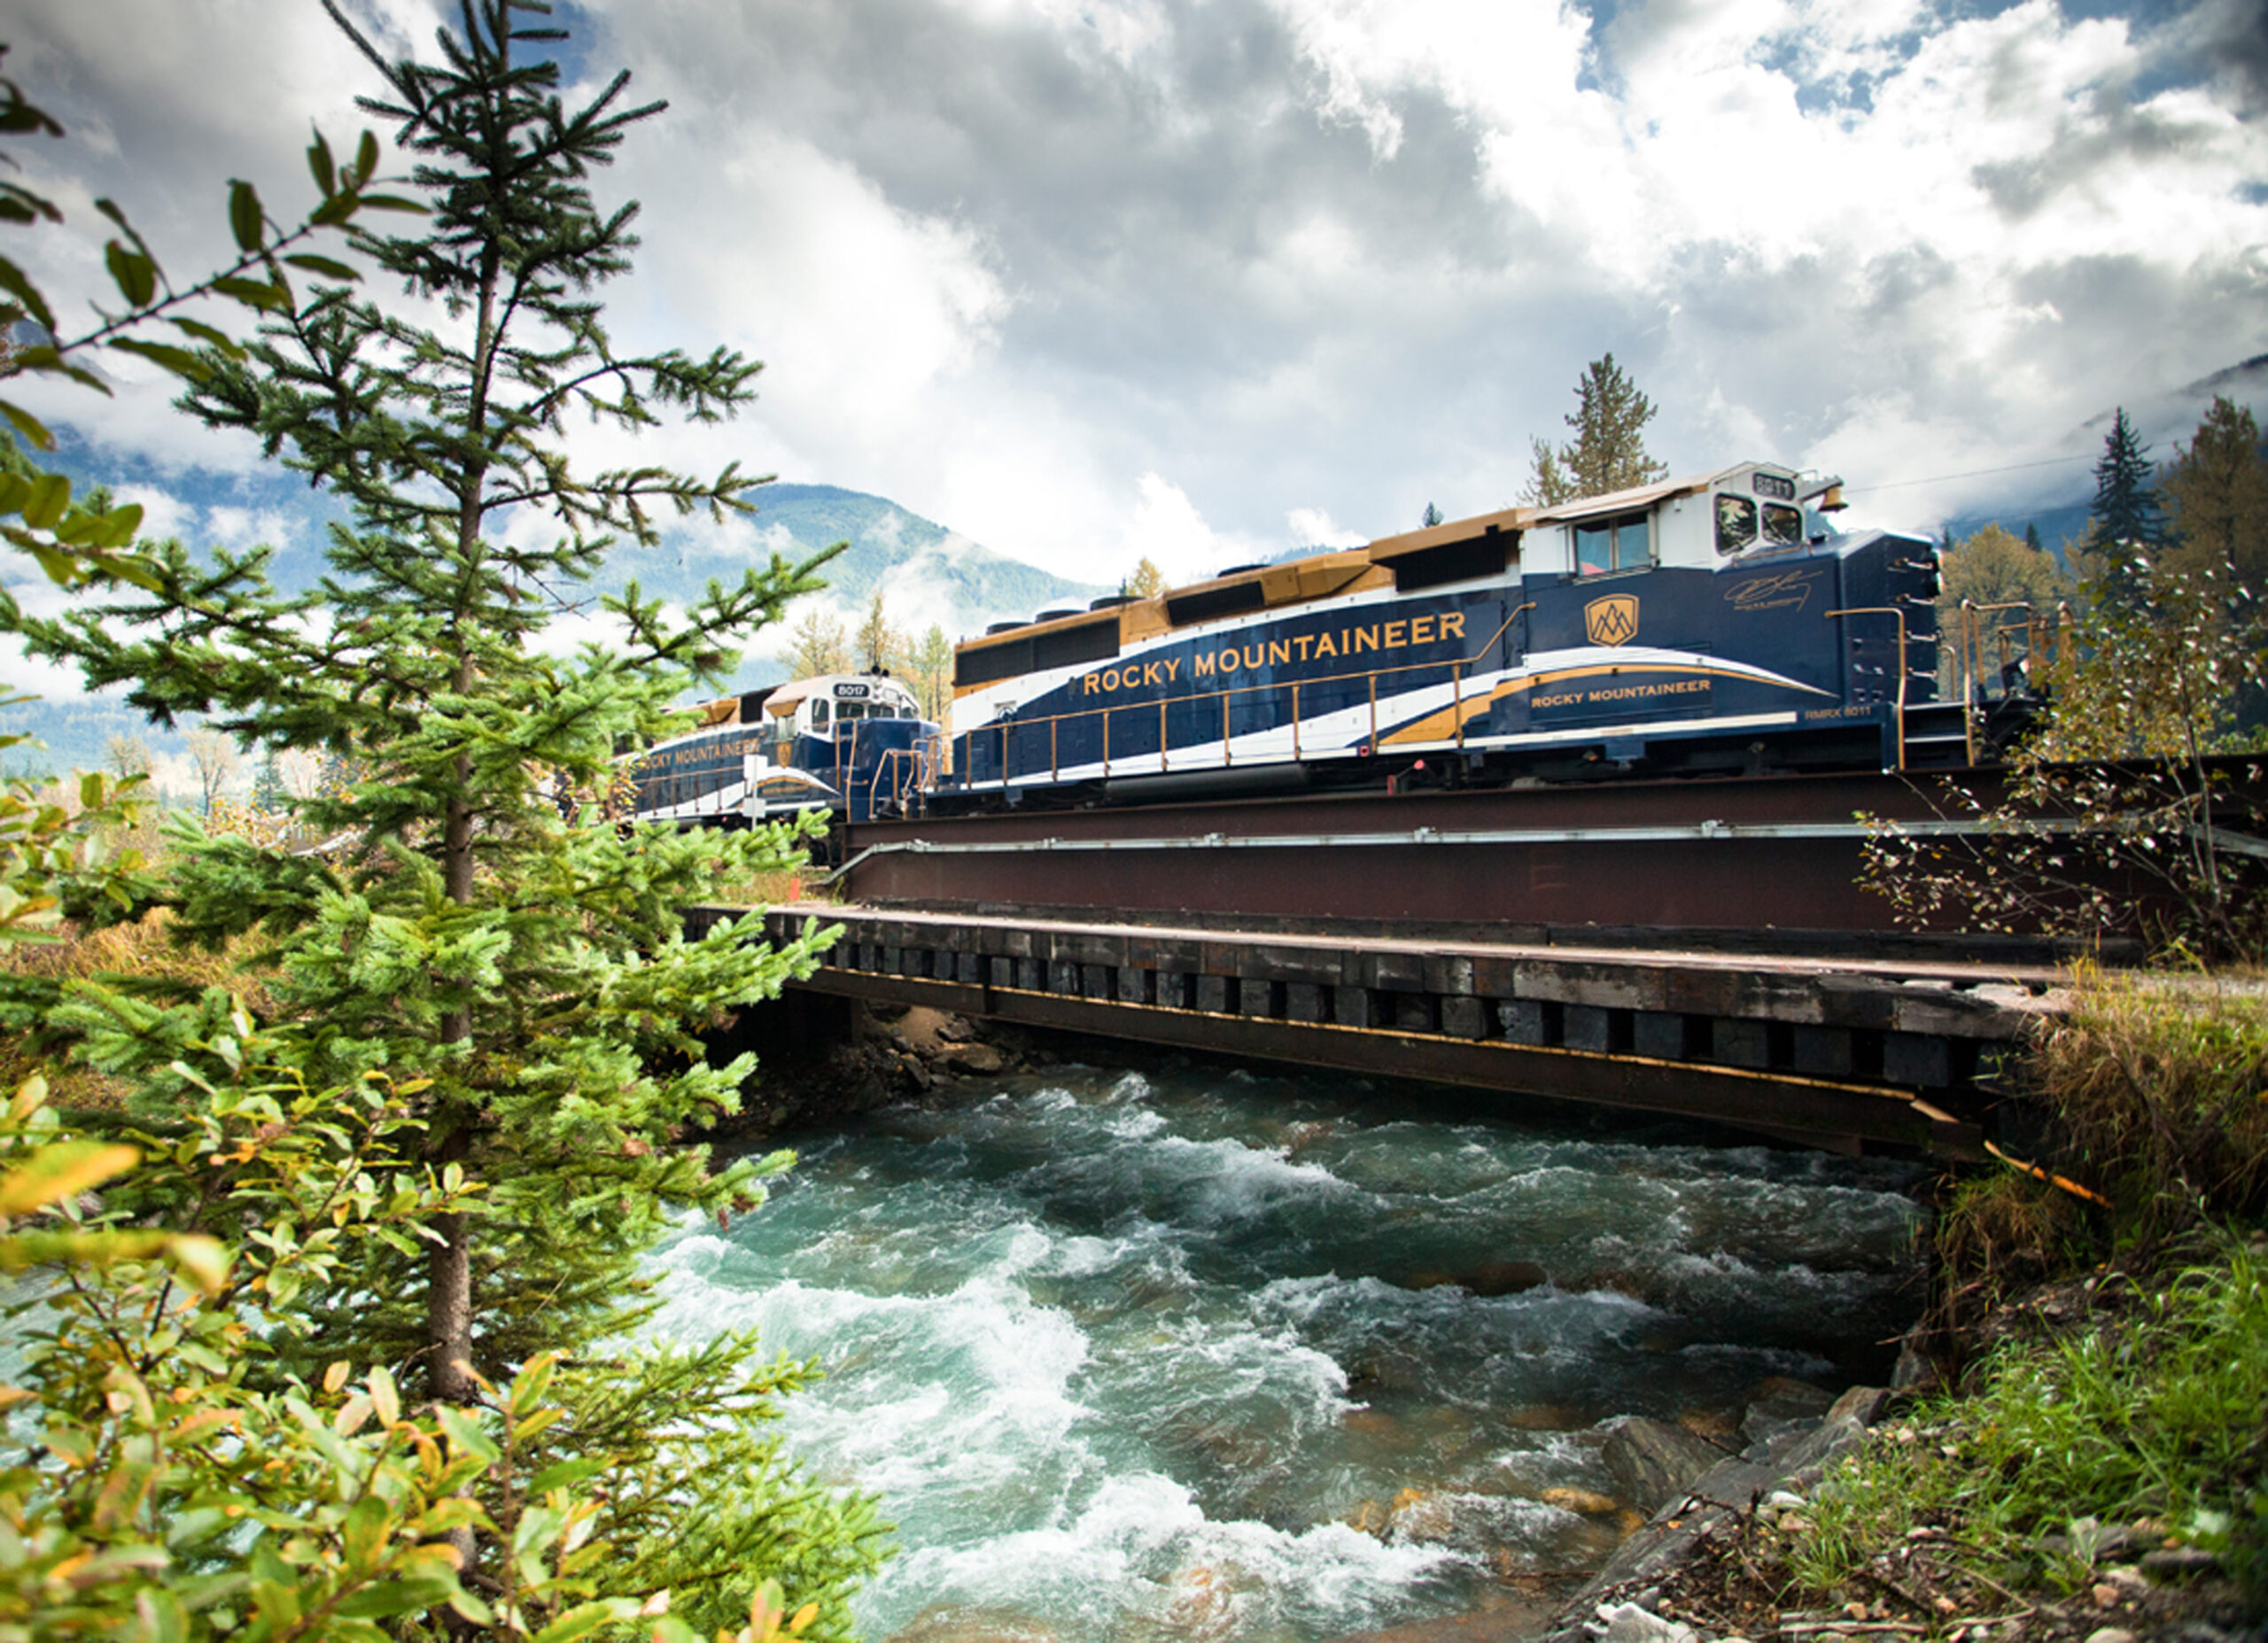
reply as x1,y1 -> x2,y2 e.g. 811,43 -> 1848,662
711,902 -> 2072,1157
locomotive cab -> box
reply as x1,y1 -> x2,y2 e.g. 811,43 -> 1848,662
1516,463 -> 1842,578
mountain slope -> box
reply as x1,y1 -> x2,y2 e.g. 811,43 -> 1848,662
1,460 -> 1104,775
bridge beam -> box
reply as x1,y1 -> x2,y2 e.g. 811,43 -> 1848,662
726,904 -> 2049,1158
791,964 -> 1976,1154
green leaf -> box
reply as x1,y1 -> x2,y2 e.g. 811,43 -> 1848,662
283,253 -> 360,282
164,1235 -> 229,1295
0,254 -> 57,335
105,241 -> 157,307
168,317 -> 248,360
20,472 -> 69,531
507,1351 -> 557,1418
24,544 -> 74,585
369,1363 -> 399,1428
334,1577 -> 455,1620
228,180 -> 263,252
307,133 -> 337,199
0,398 -> 57,453
108,338 -> 212,382
212,275 -> 289,313
342,1493 -> 391,1569
353,193 -> 427,213
531,1599 -> 642,1643
434,1404 -> 500,1465
89,503 -> 146,550
353,130 -> 380,187
526,1455 -> 610,1494
136,1588 -> 189,1643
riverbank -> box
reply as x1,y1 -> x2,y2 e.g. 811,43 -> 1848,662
1505,972 -> 2268,1643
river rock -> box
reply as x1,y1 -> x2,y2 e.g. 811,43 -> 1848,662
1542,1487 -> 1621,1516
1584,1601 -> 1697,1643
1406,1259 -> 1550,1297
1738,1376 -> 1837,1452
886,1604 -> 1059,1642
942,1042 -> 1006,1074
1602,1417 -> 1728,1514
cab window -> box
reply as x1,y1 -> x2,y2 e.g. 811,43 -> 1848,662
1762,502 -> 1804,546
1575,512 -> 1651,575
810,700 -> 830,730
1716,493 -> 1758,554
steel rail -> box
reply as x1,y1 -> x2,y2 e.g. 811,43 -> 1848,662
824,813 -> 2052,885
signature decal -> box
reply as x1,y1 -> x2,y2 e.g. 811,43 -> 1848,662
1725,568 -> 1823,614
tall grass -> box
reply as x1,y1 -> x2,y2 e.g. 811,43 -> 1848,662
2030,973 -> 2268,1242
0,908 -> 276,1108
1794,1235 -> 2268,1599
701,866 -> 817,908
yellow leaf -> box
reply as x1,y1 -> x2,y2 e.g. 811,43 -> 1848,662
369,1364 -> 399,1428
7,1076 -> 48,1122
323,1360 -> 352,1395
0,1142 -> 140,1218
164,1234 -> 229,1297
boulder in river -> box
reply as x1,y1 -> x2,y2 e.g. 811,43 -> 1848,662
885,1605 -> 1059,1642
1602,1418 -> 1731,1515
1404,1259 -> 1550,1297
941,1042 -> 1006,1075
1736,1376 -> 1837,1452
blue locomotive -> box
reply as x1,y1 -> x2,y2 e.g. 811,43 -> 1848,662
619,671 -> 937,826
931,462 -> 1963,810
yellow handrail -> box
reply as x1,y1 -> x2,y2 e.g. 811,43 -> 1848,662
961,601 -> 1536,784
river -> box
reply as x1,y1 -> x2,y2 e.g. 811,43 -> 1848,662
648,1052 -> 1929,1643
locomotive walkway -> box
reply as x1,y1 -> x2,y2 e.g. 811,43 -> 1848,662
710,900 -> 2074,1158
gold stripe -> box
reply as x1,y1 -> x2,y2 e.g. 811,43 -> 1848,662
1379,664 -> 1832,747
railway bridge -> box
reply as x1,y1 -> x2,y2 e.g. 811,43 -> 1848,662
708,769 -> 2117,1158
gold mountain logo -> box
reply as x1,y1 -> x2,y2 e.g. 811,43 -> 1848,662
1584,594 -> 1639,646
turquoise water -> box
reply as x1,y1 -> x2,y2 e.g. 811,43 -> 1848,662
648,1058 -> 1928,1642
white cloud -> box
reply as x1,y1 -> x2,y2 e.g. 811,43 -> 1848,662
4,0 -> 2262,625
1285,506 -> 1367,549
204,507 -> 295,554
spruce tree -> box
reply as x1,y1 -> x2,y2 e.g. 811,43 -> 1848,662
8,0 -> 841,1403
1524,353 -> 1669,504
252,746 -> 288,810
2,27 -> 889,1628
2081,407 -> 2170,610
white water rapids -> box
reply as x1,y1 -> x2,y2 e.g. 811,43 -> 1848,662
646,1058 -> 1928,1642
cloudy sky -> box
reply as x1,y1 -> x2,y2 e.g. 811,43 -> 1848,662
6,0 -> 2265,599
